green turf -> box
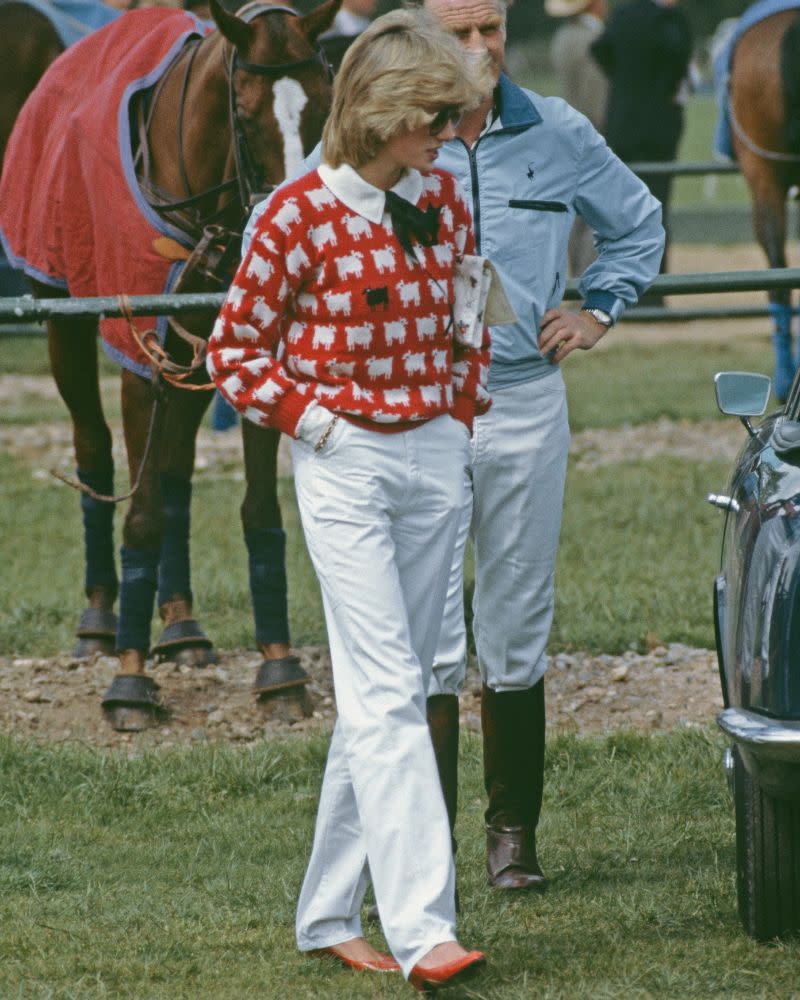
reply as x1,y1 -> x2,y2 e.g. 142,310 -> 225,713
0,442 -> 729,657
0,729 -> 797,999
563,335 -> 774,430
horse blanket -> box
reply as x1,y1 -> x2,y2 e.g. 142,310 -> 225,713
712,0 -> 800,161
0,8 -> 209,375
3,0 -> 121,48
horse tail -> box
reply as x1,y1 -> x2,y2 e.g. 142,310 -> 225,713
780,13 -> 800,154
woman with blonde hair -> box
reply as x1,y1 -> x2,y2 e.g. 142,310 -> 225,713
207,8 -> 492,991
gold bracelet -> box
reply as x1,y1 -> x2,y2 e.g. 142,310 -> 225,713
314,413 -> 339,453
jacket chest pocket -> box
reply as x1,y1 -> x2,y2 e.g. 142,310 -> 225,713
508,199 -> 568,213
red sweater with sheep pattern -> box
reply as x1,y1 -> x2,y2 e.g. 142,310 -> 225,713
207,166 -> 491,436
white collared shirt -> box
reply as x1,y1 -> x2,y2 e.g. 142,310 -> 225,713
317,162 -> 424,223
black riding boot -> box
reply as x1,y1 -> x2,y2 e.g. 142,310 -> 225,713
482,680 -> 547,890
427,693 -> 460,856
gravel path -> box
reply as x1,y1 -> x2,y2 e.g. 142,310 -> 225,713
1,641 -> 721,749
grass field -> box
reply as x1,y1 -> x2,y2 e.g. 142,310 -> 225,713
2,275 -> 797,994
2,728 -> 799,999
0,331 -> 771,656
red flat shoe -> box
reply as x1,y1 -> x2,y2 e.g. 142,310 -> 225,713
408,951 -> 486,993
311,945 -> 401,973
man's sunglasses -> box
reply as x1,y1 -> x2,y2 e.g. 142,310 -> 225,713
428,106 -> 463,136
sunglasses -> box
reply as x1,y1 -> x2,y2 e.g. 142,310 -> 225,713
428,106 -> 463,136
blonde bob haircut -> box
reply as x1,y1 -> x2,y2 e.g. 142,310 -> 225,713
322,9 -> 491,169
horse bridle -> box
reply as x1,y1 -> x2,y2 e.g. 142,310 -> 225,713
139,4 -> 331,242
229,5 -> 333,215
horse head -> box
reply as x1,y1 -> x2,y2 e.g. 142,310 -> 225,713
210,0 -> 342,201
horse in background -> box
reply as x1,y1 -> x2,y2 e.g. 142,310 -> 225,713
0,3 -> 63,166
0,0 -> 232,166
729,8 -> 800,402
0,0 -> 217,294
0,0 -> 341,729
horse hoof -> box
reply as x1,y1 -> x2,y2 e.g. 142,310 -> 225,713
253,655 -> 309,695
257,686 -> 313,723
103,706 -> 159,732
101,674 -> 167,732
171,645 -> 219,668
254,656 -> 312,721
74,635 -> 116,658
151,619 -> 217,666
74,607 -> 117,658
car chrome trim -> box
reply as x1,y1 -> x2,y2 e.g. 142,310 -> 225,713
718,708 -> 800,763
707,493 -> 740,513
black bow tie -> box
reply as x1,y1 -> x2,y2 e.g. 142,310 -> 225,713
384,190 -> 441,258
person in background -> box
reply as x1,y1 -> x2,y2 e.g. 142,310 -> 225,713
320,0 -> 378,71
590,0 -> 692,285
208,9 -> 491,990
547,0 -> 608,275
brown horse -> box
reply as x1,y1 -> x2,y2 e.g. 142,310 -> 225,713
0,0 -> 221,295
0,3 -> 63,167
0,0 -> 340,729
730,8 -> 800,402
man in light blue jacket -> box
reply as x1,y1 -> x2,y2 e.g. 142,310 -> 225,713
407,0 -> 663,896
244,0 -> 664,898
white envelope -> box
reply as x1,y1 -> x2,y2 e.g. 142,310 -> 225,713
452,254 -> 517,347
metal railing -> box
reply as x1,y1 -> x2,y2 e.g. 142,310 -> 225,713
1,267 -> 797,326
627,160 -> 740,178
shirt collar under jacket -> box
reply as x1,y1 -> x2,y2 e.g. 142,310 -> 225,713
494,73 -> 542,133
317,163 -> 424,224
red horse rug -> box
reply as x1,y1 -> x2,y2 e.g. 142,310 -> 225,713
0,8 -> 208,376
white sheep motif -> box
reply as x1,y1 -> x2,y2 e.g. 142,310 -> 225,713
384,320 -> 407,345
252,297 -> 277,328
312,325 -> 337,349
336,252 -> 364,281
325,291 -> 352,316
246,253 -> 273,284
366,356 -> 393,380
403,351 -> 426,375
345,214 -> 372,240
398,281 -> 421,307
346,323 -> 374,350
273,198 -> 301,233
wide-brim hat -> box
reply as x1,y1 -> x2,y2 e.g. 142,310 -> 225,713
545,0 -> 591,16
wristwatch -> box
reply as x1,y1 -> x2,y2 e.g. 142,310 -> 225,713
581,306 -> 614,328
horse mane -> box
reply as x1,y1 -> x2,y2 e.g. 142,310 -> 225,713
780,13 -> 800,155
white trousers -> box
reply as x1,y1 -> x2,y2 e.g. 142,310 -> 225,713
292,413 -> 469,976
430,372 -> 570,695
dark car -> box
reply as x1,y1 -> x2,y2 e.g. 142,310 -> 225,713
709,371 -> 800,941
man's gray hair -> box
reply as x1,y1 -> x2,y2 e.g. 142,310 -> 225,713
403,0 -> 511,10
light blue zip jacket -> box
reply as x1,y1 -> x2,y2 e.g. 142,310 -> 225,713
244,74 -> 664,391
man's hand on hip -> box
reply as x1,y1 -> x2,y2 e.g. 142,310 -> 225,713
538,309 -> 609,365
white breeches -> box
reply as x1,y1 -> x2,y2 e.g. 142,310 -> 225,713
429,372 -> 570,695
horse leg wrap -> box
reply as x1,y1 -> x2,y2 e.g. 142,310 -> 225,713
117,546 -> 159,653
769,303 -> 795,401
793,306 -> 800,367
245,528 -> 290,646
157,473 -> 192,608
78,467 -> 117,594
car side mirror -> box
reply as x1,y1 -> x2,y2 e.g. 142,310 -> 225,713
714,371 -> 771,436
